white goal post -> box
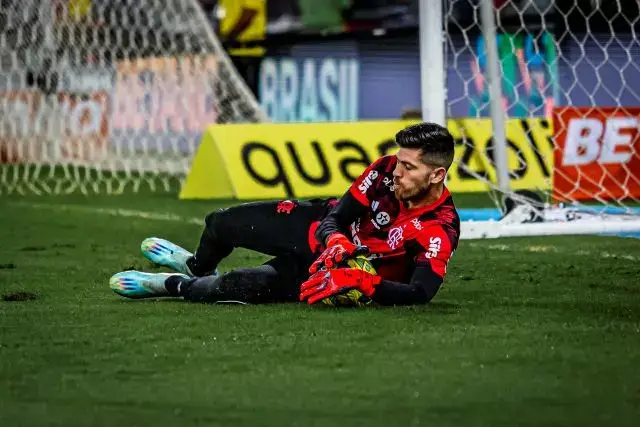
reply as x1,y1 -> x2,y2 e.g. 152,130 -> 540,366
421,0 -> 640,238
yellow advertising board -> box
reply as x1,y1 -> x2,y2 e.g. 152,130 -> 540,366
180,119 -> 553,200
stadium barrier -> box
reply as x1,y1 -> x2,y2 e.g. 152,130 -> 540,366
180,118 -> 553,200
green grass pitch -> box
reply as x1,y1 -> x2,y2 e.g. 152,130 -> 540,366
1,191 -> 639,427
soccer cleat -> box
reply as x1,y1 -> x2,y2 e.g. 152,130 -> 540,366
141,237 -> 194,276
109,271 -> 189,299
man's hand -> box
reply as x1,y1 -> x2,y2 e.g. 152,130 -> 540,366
309,233 -> 369,274
299,268 -> 381,305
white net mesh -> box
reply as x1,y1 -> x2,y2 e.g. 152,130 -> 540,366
445,0 -> 640,216
0,0 -> 266,195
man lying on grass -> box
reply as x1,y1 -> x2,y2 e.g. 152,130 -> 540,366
109,122 -> 460,306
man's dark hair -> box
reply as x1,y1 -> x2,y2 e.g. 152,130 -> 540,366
395,122 -> 455,170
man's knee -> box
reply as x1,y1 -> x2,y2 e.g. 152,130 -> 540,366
204,207 -> 230,235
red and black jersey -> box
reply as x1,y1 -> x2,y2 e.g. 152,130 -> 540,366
312,155 -> 460,305
347,155 -> 460,283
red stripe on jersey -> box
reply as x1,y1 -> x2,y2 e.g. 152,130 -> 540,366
349,185 -> 369,206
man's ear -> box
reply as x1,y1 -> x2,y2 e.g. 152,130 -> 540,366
431,167 -> 447,184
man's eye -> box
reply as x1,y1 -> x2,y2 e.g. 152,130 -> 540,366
404,163 -> 413,170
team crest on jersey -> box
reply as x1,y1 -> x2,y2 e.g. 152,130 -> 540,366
387,226 -> 404,249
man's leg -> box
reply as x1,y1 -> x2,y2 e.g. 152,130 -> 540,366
112,200 -> 326,301
110,255 -> 305,303
185,200 -> 323,276
172,255 -> 308,304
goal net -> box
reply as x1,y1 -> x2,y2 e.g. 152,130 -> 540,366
0,0 -> 266,195
444,0 -> 640,237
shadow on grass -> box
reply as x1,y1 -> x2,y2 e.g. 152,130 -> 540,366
109,297 -> 462,315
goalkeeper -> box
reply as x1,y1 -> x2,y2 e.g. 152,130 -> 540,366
109,122 -> 460,306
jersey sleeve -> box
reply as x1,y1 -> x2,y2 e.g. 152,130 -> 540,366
314,191 -> 368,247
369,226 -> 452,306
348,156 -> 392,206
413,224 -> 455,279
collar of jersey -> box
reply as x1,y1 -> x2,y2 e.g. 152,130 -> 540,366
399,186 -> 451,216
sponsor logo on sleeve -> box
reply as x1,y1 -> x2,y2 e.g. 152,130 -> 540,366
358,170 -> 379,194
425,236 -> 442,259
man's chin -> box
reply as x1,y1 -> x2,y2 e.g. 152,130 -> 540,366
394,189 -> 411,200
395,187 -> 430,202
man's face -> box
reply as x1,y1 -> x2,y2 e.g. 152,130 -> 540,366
392,148 -> 446,201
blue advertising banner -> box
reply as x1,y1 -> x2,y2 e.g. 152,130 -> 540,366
258,33 -> 640,122
259,57 -> 359,122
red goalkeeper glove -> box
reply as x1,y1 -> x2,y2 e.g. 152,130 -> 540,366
308,233 -> 369,274
299,268 -> 381,305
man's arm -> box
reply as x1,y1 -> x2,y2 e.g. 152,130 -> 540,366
372,225 -> 454,306
315,156 -> 392,246
301,222 -> 456,306
315,192 -> 367,246
299,263 -> 444,306
371,265 -> 443,306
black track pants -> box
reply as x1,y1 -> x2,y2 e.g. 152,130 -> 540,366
182,200 -> 330,303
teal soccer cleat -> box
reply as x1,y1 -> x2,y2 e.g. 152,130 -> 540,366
109,271 -> 189,299
141,237 -> 194,276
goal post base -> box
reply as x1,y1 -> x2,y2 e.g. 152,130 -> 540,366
461,204 -> 640,240
462,219 -> 640,240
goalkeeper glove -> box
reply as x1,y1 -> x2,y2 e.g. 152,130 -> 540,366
308,233 -> 369,274
299,268 -> 381,305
